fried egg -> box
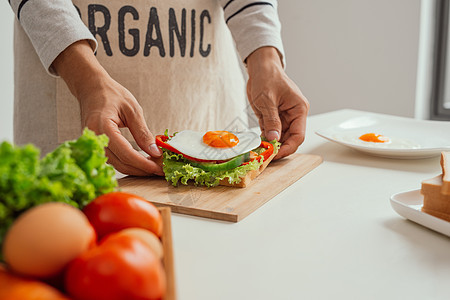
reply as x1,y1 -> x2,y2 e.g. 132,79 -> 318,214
166,130 -> 261,160
334,132 -> 421,149
359,133 -> 390,143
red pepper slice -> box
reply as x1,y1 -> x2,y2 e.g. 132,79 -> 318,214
258,141 -> 274,162
155,135 -> 179,155
241,141 -> 274,166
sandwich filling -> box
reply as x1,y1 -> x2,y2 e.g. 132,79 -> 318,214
156,130 -> 280,187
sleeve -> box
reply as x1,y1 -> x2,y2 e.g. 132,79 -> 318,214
218,0 -> 285,66
9,0 -> 98,76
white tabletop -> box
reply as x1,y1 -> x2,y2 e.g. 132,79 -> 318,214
171,109 -> 449,300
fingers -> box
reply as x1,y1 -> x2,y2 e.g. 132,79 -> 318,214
251,92 -> 282,141
77,74 -> 164,176
123,104 -> 162,158
106,148 -> 165,176
103,120 -> 163,175
105,148 -> 149,176
276,132 -> 303,159
150,155 -> 164,171
275,106 -> 308,160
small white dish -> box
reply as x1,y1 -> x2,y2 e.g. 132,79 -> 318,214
390,189 -> 450,237
315,112 -> 450,159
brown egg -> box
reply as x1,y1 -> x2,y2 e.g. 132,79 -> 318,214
0,267 -> 71,300
2,202 -> 96,279
114,228 -> 164,259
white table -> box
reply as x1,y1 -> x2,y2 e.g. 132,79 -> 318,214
171,109 -> 449,300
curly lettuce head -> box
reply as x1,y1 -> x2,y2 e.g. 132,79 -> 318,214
0,128 -> 117,246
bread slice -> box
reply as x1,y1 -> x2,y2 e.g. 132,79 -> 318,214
421,175 -> 450,221
441,151 -> 450,195
219,152 -> 277,188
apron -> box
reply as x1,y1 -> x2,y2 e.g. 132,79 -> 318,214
14,0 -> 248,153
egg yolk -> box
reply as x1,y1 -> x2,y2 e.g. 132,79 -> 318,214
359,133 -> 390,143
203,131 -> 239,148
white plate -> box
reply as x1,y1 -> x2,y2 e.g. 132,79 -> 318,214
390,189 -> 450,237
315,112 -> 450,159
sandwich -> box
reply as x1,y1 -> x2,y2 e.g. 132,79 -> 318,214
155,130 -> 280,187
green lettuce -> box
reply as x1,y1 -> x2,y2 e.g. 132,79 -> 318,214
162,140 -> 280,187
0,129 -> 117,246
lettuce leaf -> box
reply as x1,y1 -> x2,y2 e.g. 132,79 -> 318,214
162,140 -> 280,187
52,128 -> 117,205
0,129 -> 117,246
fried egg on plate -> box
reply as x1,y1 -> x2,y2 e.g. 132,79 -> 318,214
166,130 -> 261,161
333,132 -> 421,149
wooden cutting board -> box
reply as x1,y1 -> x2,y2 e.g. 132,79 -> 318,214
118,153 -> 322,222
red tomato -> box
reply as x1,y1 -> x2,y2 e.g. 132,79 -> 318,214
83,192 -> 163,239
0,267 -> 70,300
65,234 -> 166,300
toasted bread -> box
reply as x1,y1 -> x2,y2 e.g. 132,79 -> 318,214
421,152 -> 450,220
421,175 -> 450,221
219,151 -> 277,188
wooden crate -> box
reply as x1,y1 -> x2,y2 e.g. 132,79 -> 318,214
159,207 -> 176,300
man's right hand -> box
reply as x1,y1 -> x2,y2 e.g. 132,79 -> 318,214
52,40 -> 163,176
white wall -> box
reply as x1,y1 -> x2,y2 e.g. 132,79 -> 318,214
0,2 -> 14,142
279,0 -> 421,118
0,1 -> 421,142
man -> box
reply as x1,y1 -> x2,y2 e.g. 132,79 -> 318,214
10,0 -> 309,176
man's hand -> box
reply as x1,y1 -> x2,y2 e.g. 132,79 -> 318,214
246,46 -> 309,159
52,40 -> 163,176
